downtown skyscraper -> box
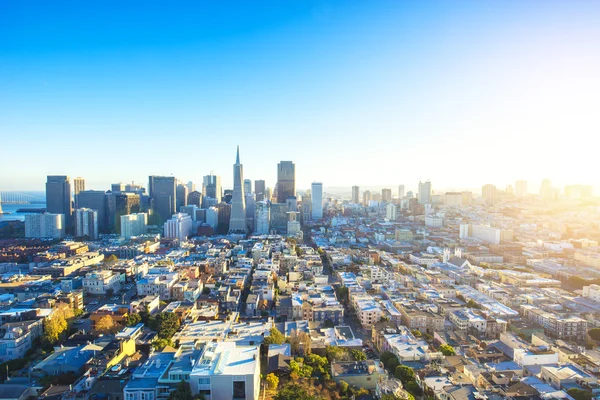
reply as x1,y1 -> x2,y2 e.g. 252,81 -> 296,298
148,175 -> 177,224
228,146 -> 247,234
311,182 -> 323,220
46,175 -> 72,228
276,161 -> 295,203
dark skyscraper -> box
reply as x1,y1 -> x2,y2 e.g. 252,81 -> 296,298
148,176 -> 177,224
176,184 -> 188,211
77,190 -> 109,233
46,175 -> 72,228
229,146 -> 247,234
254,180 -> 266,202
187,190 -> 202,207
277,161 -> 295,203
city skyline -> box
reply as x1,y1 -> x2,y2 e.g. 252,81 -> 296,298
2,1 -> 599,191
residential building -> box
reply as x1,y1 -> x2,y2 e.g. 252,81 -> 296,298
121,213 -> 148,239
398,184 -> 405,199
254,201 -> 270,234
515,180 -> 528,197
352,186 -> 360,204
418,180 -> 432,205
382,188 -> 392,202
331,360 -> 385,390
164,213 -> 193,241
482,184 -> 497,205
189,342 -> 260,400
25,213 -> 65,239
73,208 -> 99,240
311,182 -> 323,220
83,270 -> 122,295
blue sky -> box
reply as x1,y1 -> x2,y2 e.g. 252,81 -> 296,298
1,1 -> 599,193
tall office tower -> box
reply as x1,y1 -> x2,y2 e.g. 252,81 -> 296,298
515,180 -> 528,198
277,161 -> 296,203
363,190 -> 372,205
311,182 -> 323,220
73,177 -> 85,207
203,175 -> 222,203
382,188 -> 392,202
77,190 -> 108,233
74,208 -> 98,240
111,182 -> 125,193
206,207 -> 219,230
176,184 -> 188,211
482,184 -> 497,205
229,147 -> 248,234
352,186 -> 360,204
180,205 -> 199,221
187,191 -> 202,207
148,176 -> 177,224
540,179 -> 553,200
269,203 -> 289,233
163,213 -> 193,241
186,181 -> 196,193
418,181 -> 432,205
254,201 -> 270,234
245,193 -> 255,232
46,175 -> 72,228
398,185 -> 405,199
286,196 -> 297,212
301,195 -> 312,223
244,179 -> 252,196
25,213 -> 65,239
216,202 -> 232,234
120,213 -> 148,239
254,180 -> 266,202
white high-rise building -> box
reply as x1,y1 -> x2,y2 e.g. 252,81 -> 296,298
229,146 -> 248,234
164,213 -> 193,241
515,180 -> 528,198
25,213 -> 65,239
311,182 -> 323,220
244,179 -> 252,196
74,208 -> 98,240
418,181 -> 432,205
351,186 -> 360,204
254,201 -> 270,235
386,203 -> 397,220
120,213 -> 148,239
398,184 -> 405,199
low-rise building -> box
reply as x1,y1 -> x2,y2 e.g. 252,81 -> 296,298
83,270 -> 122,295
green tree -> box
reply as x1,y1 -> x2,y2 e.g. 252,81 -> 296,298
265,373 -> 279,390
305,354 -> 328,374
104,254 -> 118,265
153,338 -> 173,350
336,287 -> 349,304
351,349 -> 367,361
325,345 -> 350,362
438,344 -> 456,356
322,319 -> 335,328
567,388 -> 592,400
153,312 -> 180,339
168,380 -> 193,400
201,287 -> 211,295
380,351 -> 400,371
394,365 -> 415,384
465,300 -> 481,309
263,327 -> 286,345
339,380 -> 349,394
290,359 -> 313,378
126,313 -> 142,327
405,381 -> 422,397
588,328 -> 600,341
274,384 -> 317,400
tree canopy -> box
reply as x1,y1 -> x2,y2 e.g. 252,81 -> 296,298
274,384 -> 317,400
95,315 -> 117,334
151,312 -> 181,339
263,327 -> 285,345
168,380 -> 193,400
588,328 -> 600,341
439,344 -> 456,356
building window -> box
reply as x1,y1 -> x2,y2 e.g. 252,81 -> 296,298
233,381 -> 246,399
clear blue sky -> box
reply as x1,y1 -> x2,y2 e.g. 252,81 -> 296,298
1,1 -> 599,193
